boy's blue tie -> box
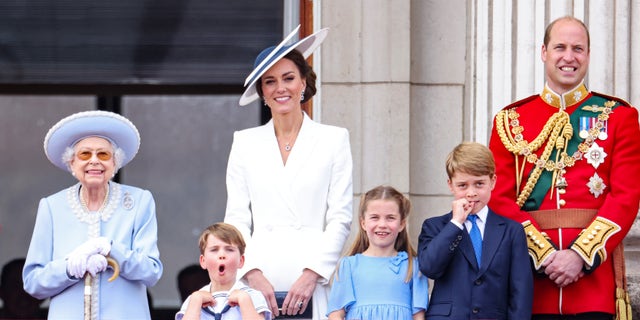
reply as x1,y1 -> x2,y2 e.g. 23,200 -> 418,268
467,214 -> 482,266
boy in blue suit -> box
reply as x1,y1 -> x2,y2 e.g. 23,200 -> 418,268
418,142 -> 533,319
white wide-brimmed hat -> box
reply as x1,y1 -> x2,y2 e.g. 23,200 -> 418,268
43,110 -> 140,170
239,24 -> 329,106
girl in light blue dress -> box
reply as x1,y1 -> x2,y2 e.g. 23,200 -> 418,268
327,186 -> 428,320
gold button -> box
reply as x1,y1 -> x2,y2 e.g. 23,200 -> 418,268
559,199 -> 566,206
582,239 -> 589,244
558,189 -> 566,194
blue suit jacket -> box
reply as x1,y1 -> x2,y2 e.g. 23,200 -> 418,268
418,208 -> 533,320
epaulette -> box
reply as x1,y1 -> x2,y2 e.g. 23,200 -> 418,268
591,91 -> 632,107
500,94 -> 538,111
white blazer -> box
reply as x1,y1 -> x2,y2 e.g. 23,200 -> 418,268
224,112 -> 353,319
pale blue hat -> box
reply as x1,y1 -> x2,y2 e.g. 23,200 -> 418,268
239,25 -> 329,106
44,110 -> 140,170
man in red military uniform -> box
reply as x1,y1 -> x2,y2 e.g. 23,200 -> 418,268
489,16 -> 640,319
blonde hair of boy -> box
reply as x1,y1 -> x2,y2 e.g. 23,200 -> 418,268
198,222 -> 246,256
445,142 -> 495,179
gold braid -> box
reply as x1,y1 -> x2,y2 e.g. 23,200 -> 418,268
495,101 -> 615,208
496,109 -> 570,206
516,112 -> 568,206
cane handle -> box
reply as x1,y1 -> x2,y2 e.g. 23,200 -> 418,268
106,256 -> 120,282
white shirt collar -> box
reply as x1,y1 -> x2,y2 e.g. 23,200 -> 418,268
465,205 -> 488,238
472,205 -> 488,223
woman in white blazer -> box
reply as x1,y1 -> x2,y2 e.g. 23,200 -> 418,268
225,26 -> 353,320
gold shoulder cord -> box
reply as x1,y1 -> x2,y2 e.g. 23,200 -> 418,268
495,101 -> 614,207
495,108 -> 571,206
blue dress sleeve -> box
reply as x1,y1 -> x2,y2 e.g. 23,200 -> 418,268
326,257 -> 356,315
411,257 -> 429,315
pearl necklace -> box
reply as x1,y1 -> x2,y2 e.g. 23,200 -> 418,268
80,186 -> 110,213
68,182 -> 120,227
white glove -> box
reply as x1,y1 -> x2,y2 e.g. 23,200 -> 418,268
66,252 -> 88,279
66,237 -> 112,279
86,254 -> 108,277
89,237 -> 112,256
68,237 -> 112,257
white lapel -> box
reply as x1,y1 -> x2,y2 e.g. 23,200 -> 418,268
260,120 -> 283,169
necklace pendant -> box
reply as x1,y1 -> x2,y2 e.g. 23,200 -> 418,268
284,143 -> 291,151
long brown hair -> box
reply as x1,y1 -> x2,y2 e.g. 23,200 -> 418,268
344,185 -> 417,282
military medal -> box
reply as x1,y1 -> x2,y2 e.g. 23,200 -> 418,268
598,122 -> 608,140
587,173 -> 606,198
579,116 -> 590,139
586,142 -> 607,169
595,119 -> 608,140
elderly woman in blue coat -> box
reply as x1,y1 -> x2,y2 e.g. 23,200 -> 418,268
23,110 -> 163,320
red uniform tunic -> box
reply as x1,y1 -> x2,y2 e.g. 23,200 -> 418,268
488,83 -> 640,315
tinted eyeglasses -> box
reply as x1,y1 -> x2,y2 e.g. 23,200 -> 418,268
76,150 -> 113,161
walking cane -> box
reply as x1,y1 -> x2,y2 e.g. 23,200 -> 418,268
84,256 -> 120,320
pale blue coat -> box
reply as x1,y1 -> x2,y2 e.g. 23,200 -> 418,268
23,182 -> 163,320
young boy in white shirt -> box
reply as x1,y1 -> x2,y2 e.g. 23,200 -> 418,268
176,223 -> 272,320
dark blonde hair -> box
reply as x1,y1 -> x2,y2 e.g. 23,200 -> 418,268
198,223 -> 246,255
345,185 -> 416,282
445,142 -> 495,179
